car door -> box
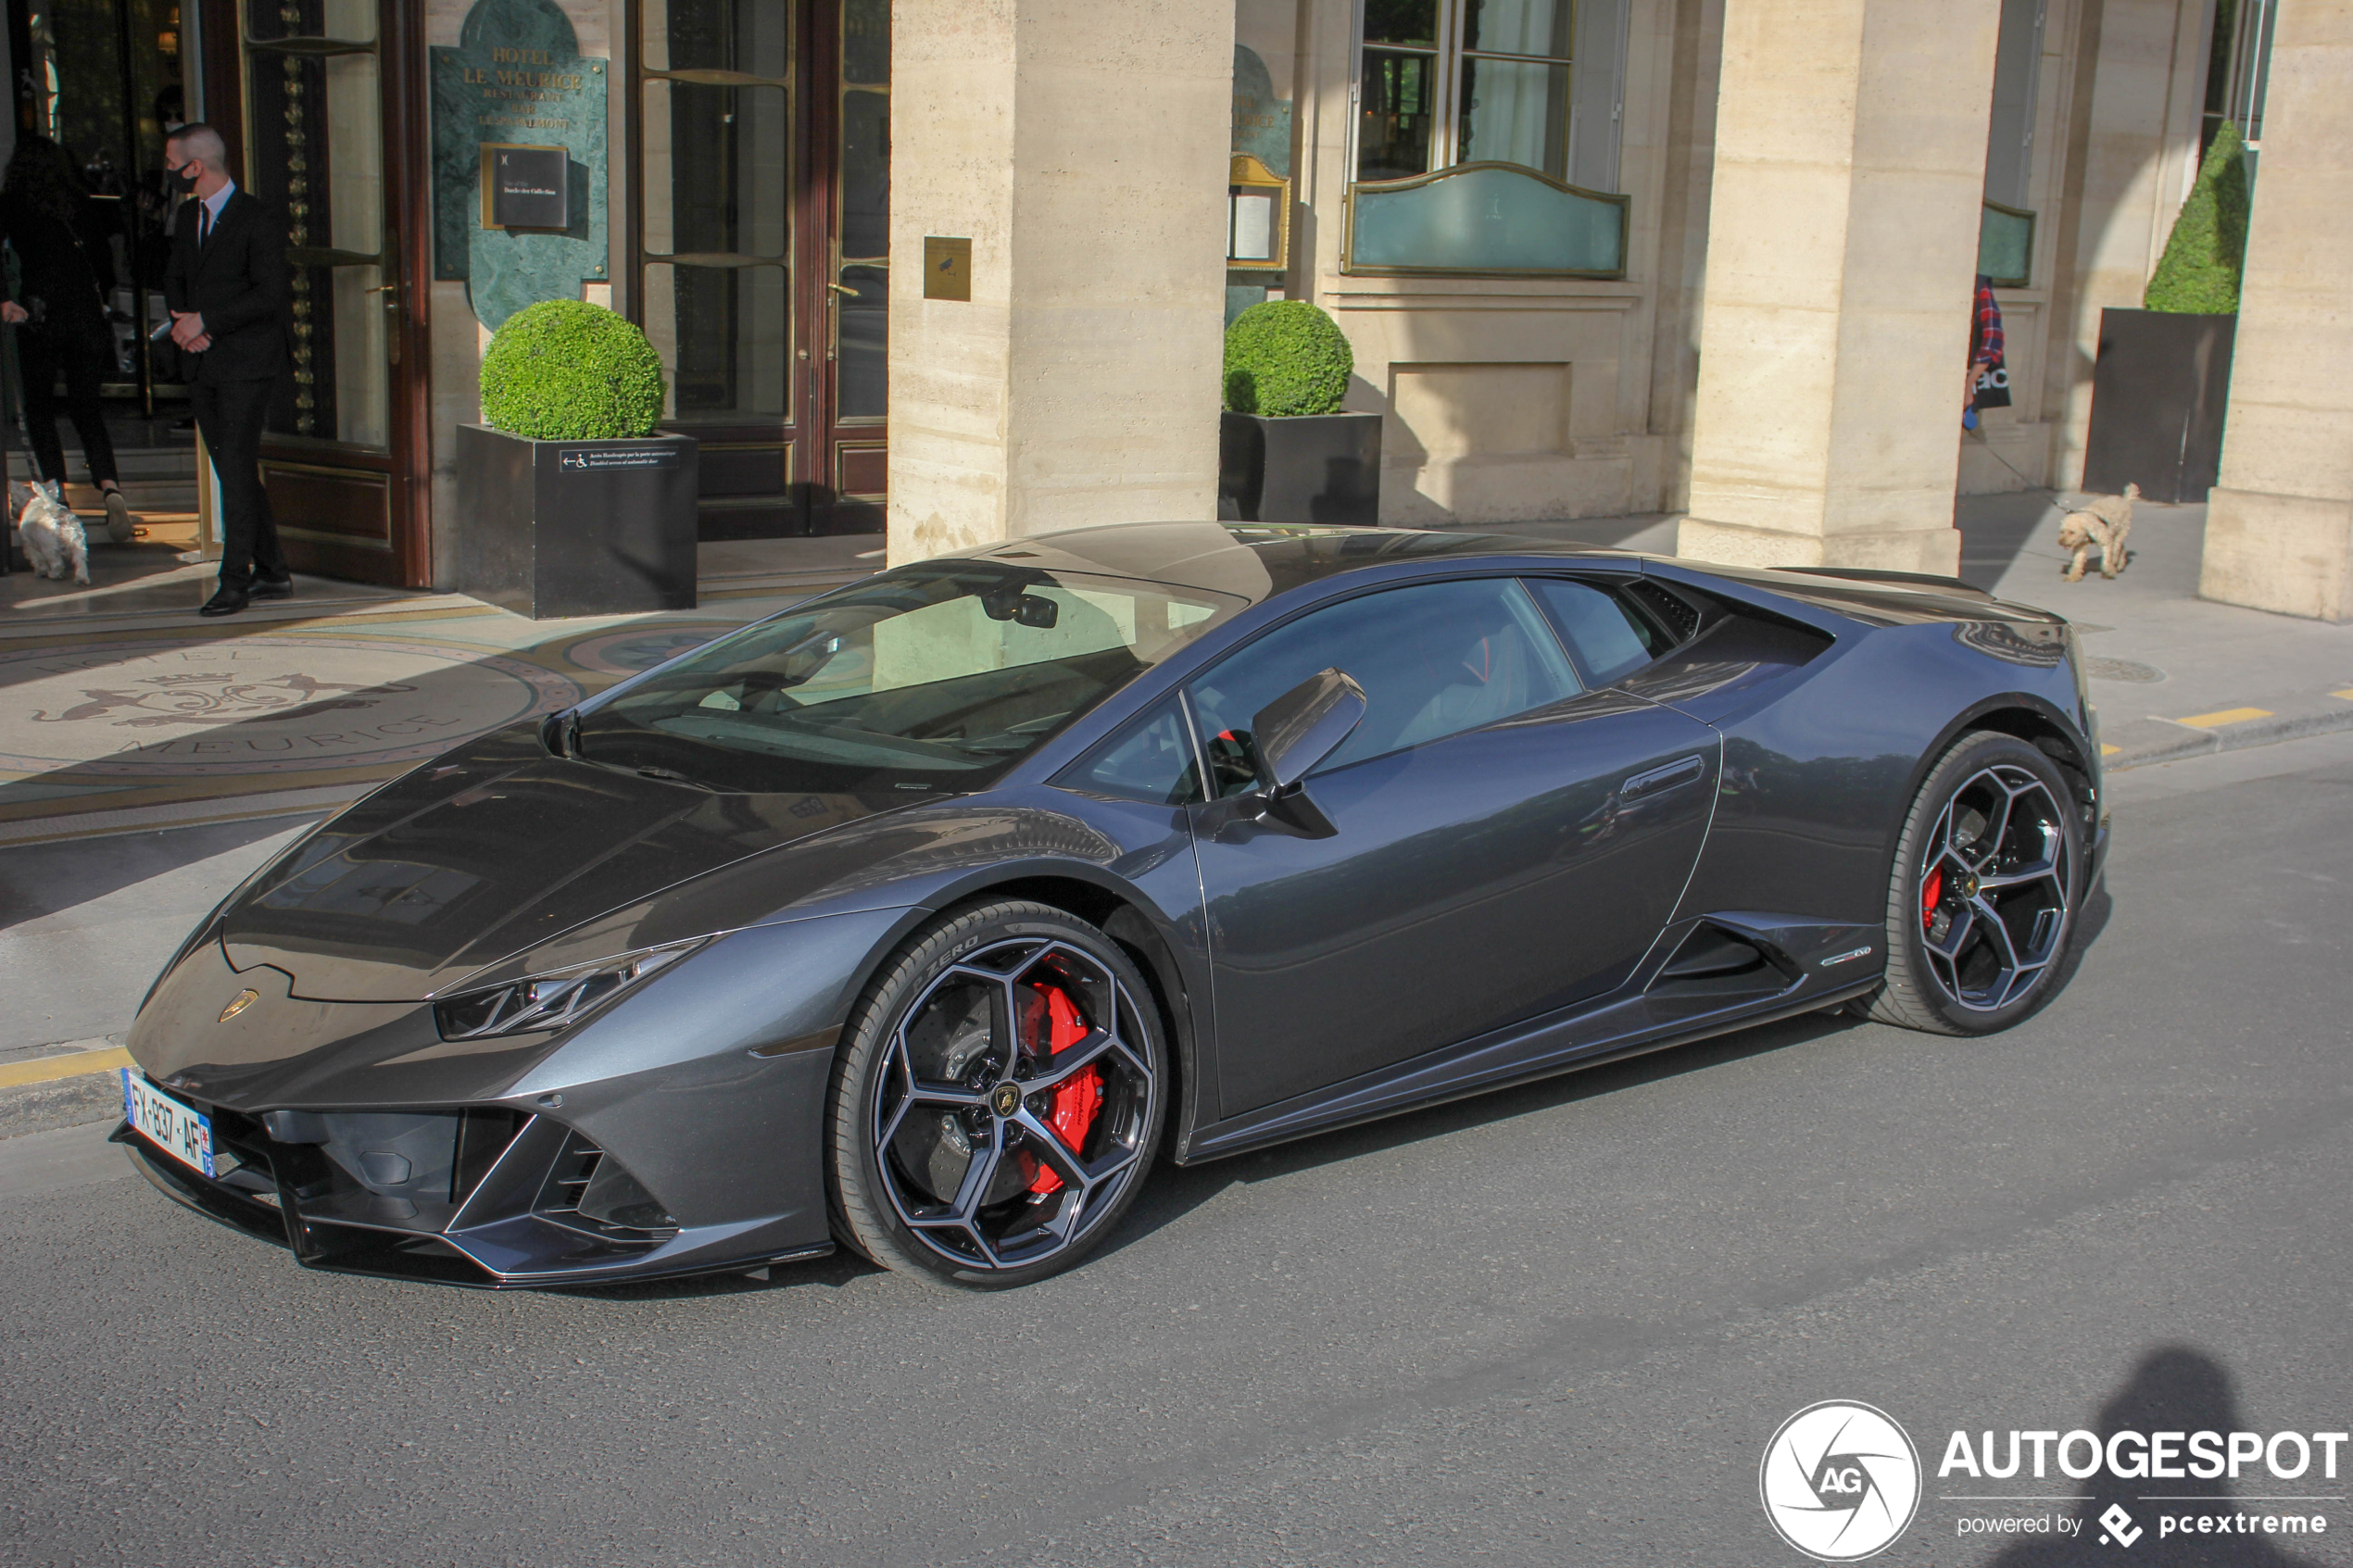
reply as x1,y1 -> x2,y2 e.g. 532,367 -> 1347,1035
1187,574 -> 1720,1118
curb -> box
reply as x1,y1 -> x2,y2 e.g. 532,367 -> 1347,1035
0,1046 -> 132,1091
2105,704 -> 2353,772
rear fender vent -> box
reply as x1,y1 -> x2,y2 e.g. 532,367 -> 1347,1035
1628,579 -> 1705,643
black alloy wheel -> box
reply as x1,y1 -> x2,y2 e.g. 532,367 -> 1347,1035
825,900 -> 1166,1288
1868,731 -> 2084,1035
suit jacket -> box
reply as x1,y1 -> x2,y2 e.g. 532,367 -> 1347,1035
163,189 -> 289,384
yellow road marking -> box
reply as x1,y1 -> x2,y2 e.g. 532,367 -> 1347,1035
2172,707 -> 2274,729
0,1047 -> 132,1090
2101,744 -> 2121,757
2334,688 -> 2353,701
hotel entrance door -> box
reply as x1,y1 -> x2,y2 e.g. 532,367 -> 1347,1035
207,0 -> 435,586
628,0 -> 886,540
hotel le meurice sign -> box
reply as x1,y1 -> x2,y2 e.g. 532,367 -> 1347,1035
429,0 -> 609,329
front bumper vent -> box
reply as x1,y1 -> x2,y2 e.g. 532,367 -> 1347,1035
534,1132 -> 679,1240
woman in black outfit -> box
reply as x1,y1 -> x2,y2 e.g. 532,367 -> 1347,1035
0,135 -> 133,544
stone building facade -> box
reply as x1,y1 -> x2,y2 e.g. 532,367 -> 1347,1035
7,0 -> 2339,615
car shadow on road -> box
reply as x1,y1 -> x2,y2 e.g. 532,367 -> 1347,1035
1978,1346 -> 2328,1568
1107,872 -> 2121,1265
1101,1002 -> 1868,1264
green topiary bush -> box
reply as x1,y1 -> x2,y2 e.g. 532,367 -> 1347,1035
2144,121 -> 2250,314
479,298 -> 667,439
1224,299 -> 1353,418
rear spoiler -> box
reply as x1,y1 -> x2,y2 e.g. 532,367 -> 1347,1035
1772,565 -> 1993,597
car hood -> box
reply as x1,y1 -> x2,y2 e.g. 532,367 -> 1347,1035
215,726 -> 898,1002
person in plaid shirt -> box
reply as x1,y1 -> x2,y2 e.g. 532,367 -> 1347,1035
1964,273 -> 2003,430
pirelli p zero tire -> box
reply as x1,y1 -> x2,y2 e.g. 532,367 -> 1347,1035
824,900 -> 1167,1289
1866,732 -> 2085,1036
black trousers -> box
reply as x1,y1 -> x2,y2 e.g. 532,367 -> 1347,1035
16,323 -> 119,489
191,375 -> 286,590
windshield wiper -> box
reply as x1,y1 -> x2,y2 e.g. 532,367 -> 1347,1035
632,764 -> 716,791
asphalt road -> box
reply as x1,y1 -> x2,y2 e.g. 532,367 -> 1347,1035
4,735 -> 2351,1568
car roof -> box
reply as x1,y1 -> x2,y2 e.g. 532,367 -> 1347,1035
950,521 -> 1632,606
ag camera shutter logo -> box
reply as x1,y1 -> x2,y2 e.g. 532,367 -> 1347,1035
1760,1400 -> 1923,1561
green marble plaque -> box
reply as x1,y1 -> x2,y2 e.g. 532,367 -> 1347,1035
431,0 -> 609,330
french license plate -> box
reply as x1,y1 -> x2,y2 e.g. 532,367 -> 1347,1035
122,1070 -> 216,1180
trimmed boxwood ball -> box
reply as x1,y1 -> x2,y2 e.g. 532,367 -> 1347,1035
1224,299 -> 1353,418
479,298 -> 667,440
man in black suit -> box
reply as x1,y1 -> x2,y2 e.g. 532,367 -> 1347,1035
163,123 -> 291,617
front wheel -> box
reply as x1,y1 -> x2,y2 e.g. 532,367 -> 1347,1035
824,900 -> 1166,1289
1865,732 -> 2085,1035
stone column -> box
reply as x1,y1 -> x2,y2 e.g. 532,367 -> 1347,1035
2198,3 -> 2353,622
1674,0 -> 2002,572
887,0 -> 1233,565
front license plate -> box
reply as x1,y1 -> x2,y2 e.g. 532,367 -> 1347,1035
122,1070 -> 216,1180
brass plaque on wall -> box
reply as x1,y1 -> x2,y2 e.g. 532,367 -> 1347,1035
923,236 -> 972,301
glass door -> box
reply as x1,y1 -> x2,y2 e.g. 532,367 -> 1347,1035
633,0 -> 802,538
11,0 -> 189,414
818,0 -> 886,532
233,0 -> 429,585
629,0 -> 884,540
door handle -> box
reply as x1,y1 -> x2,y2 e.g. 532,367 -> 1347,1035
367,282 -> 401,364
1620,754 -> 1705,798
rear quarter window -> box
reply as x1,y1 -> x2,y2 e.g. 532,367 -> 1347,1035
1527,578 -> 1671,686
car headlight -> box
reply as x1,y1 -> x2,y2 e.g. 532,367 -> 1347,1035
433,939 -> 706,1040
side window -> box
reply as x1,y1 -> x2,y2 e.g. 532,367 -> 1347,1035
1527,578 -> 1667,686
1059,698 -> 1203,806
1187,578 -> 1580,797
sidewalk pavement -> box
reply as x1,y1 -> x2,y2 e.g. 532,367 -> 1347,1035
1962,490 -> 2353,771
0,498 -> 2345,1077
0,533 -> 875,847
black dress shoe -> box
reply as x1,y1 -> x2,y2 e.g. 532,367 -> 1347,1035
249,575 -> 294,600
198,586 -> 250,617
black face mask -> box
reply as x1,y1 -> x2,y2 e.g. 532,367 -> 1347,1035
169,160 -> 200,192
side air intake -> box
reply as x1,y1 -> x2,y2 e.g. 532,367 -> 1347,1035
1647,923 -> 1800,1003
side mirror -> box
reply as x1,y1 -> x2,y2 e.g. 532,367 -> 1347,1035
1251,667 -> 1366,792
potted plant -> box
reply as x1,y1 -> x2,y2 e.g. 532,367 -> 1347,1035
1218,299 -> 1381,525
458,298 -> 698,618
2081,123 -> 2248,503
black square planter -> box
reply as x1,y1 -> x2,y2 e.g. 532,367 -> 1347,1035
1218,410 -> 1383,525
458,424 -> 700,619
2081,308 -> 2236,504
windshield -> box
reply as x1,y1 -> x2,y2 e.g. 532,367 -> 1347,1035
574,561 -> 1239,795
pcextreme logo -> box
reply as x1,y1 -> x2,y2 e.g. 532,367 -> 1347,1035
1760,1400 -> 1923,1562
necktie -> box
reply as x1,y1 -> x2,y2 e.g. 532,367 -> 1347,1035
198,201 -> 212,246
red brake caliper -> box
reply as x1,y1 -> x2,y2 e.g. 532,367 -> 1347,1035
1018,985 -> 1103,1196
1920,865 -> 1944,929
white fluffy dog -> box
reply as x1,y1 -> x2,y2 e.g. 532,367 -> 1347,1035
12,479 -> 89,584
2057,482 -> 2136,583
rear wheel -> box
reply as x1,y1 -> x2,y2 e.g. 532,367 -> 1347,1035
825,900 -> 1166,1289
1866,732 -> 2083,1035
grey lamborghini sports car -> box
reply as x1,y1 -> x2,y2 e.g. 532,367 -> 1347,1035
120,522 -> 2107,1289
